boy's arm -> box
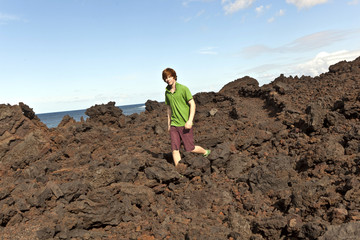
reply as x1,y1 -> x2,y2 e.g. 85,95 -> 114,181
167,105 -> 171,131
185,98 -> 195,129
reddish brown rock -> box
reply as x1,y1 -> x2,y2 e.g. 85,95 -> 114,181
0,56 -> 360,239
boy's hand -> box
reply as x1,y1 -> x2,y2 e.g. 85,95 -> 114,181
185,121 -> 193,129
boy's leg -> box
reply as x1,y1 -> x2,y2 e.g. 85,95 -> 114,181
181,128 -> 210,156
191,146 -> 207,155
170,126 -> 182,166
172,150 -> 181,166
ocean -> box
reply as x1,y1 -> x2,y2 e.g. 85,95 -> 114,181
37,103 -> 146,128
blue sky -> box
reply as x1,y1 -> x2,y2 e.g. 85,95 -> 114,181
1,0 -> 360,113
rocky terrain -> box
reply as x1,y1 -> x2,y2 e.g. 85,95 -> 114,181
1,57 -> 360,239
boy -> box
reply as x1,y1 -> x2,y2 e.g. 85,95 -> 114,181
163,68 -> 211,166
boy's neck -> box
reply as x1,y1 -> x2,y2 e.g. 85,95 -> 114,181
169,81 -> 176,93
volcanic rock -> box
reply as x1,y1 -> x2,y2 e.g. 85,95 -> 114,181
0,56 -> 360,239
85,101 -> 126,128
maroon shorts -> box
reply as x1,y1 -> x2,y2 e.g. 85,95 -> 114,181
170,126 -> 195,152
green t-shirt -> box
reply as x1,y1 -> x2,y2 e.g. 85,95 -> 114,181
165,82 -> 193,127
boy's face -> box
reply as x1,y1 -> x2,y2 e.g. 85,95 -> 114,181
164,76 -> 176,86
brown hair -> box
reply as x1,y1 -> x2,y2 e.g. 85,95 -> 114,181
162,68 -> 177,81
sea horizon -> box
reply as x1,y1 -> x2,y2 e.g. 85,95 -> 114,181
36,102 -> 145,115
37,103 -> 146,128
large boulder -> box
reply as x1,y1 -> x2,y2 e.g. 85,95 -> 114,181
85,101 -> 126,128
219,76 -> 259,98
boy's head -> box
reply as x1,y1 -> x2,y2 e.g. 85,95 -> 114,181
162,68 -> 177,82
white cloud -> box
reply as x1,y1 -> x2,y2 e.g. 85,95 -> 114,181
184,17 -> 192,22
287,30 -> 353,51
256,5 -> 271,16
286,0 -> 329,9
0,13 -> 21,24
348,0 -> 359,5
255,5 -> 264,14
277,9 -> 285,16
292,50 -> 360,76
196,9 -> 206,17
242,30 -> 359,57
242,44 -> 271,57
240,49 -> 360,85
267,9 -> 285,23
222,0 -> 255,14
182,0 -> 215,7
239,63 -> 284,85
268,17 -> 275,23
183,9 -> 206,22
198,47 -> 218,55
